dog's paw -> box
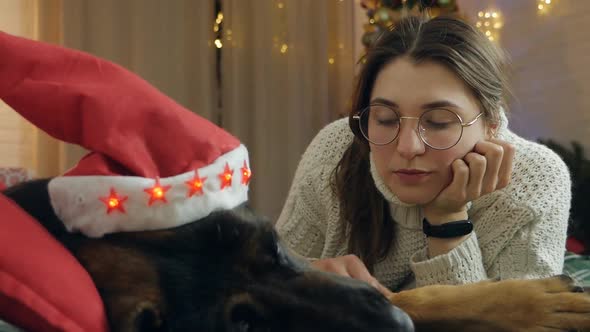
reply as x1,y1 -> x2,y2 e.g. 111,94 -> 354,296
477,275 -> 590,331
538,274 -> 586,293
389,276 -> 590,332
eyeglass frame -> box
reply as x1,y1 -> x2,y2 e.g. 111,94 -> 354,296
352,103 -> 485,150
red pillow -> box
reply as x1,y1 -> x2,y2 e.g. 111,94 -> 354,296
0,193 -> 109,332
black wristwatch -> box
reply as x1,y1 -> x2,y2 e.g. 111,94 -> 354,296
422,218 -> 473,238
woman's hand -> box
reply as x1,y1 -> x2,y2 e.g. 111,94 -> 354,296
423,138 -> 515,224
311,255 -> 392,297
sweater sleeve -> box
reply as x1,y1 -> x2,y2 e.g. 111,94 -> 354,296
275,165 -> 327,259
409,138 -> 571,287
410,232 -> 488,286
275,118 -> 352,259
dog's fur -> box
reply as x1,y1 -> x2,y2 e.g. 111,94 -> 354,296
4,179 -> 590,332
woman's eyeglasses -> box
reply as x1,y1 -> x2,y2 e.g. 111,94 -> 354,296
353,104 -> 484,150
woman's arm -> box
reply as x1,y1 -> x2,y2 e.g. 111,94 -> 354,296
411,141 -> 571,286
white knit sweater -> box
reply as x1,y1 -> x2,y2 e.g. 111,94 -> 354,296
276,116 -> 571,290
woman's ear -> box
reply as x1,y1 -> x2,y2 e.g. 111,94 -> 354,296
486,123 -> 498,139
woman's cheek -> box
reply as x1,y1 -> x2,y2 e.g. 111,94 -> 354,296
433,152 -> 459,186
371,145 -> 392,174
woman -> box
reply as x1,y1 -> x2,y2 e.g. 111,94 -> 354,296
276,15 -> 571,292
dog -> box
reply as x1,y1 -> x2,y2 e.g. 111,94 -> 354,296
4,179 -> 590,332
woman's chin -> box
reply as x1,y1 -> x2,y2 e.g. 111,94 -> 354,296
391,187 -> 437,206
396,196 -> 431,206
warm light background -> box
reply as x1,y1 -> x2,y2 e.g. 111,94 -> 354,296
0,0 -> 587,220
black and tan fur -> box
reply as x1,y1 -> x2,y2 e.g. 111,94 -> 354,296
4,179 -> 590,332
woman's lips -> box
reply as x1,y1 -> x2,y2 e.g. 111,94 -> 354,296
394,169 -> 432,185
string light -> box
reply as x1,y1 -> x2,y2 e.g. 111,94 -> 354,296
241,161 -> 252,185
94,162 -> 251,217
537,0 -> 553,14
213,7 -> 223,48
144,177 -> 171,206
280,43 -> 288,54
476,10 -> 503,43
219,163 -> 234,189
186,170 -> 207,197
99,188 -> 128,214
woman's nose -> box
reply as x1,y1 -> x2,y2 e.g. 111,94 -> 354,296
395,121 -> 425,159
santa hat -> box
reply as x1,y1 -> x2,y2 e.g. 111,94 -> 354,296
0,31 -> 252,238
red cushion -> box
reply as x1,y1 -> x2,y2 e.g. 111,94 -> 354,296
0,193 -> 109,332
567,236 -> 586,255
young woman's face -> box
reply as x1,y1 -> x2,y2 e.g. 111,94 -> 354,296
369,57 -> 490,205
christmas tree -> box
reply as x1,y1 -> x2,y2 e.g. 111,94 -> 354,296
361,0 -> 460,48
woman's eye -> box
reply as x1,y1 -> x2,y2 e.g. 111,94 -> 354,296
376,118 -> 399,126
424,120 -> 452,129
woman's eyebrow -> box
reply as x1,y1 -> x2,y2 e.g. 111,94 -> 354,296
370,98 -> 462,110
370,97 -> 398,108
421,100 -> 461,110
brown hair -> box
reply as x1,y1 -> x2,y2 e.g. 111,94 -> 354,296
333,15 -> 510,272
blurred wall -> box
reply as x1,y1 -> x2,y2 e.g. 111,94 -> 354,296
353,0 -> 590,149
461,0 -> 590,149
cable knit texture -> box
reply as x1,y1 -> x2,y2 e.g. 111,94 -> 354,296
276,115 -> 571,290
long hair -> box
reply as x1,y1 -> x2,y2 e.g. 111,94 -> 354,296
333,15 -> 510,272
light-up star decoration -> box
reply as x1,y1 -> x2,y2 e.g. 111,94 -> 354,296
185,170 -> 207,197
241,161 -> 252,185
99,188 -> 128,214
219,163 -> 234,189
144,177 -> 172,206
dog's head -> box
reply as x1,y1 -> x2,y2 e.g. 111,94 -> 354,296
4,179 -> 413,332
112,209 -> 408,331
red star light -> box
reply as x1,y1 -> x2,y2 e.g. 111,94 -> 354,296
144,177 -> 172,206
99,188 -> 128,214
241,160 -> 252,185
219,163 -> 234,189
185,170 -> 207,197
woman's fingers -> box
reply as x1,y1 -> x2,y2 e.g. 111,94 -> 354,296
464,152 -> 486,200
311,255 -> 392,296
473,140 -> 503,195
312,256 -> 351,278
488,138 -> 515,189
445,159 -> 470,205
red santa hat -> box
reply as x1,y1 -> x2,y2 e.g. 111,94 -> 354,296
0,31 -> 252,238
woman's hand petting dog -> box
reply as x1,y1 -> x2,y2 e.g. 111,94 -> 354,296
311,255 -> 393,297
423,138 -> 515,224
